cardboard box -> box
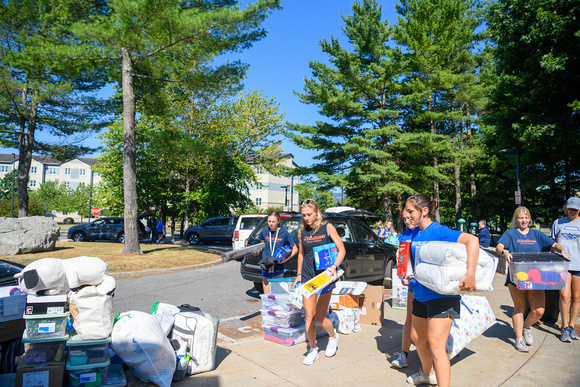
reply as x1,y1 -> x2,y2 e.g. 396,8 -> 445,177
359,285 -> 384,325
15,359 -> 65,387
329,294 -> 361,310
25,294 -> 67,315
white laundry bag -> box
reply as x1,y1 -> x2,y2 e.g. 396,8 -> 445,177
68,275 -> 116,340
110,311 -> 176,387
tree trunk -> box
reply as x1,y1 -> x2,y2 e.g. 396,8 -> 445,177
382,193 -> 392,223
120,47 -> 142,255
466,120 -> 478,221
429,94 -> 440,223
18,88 -> 35,217
454,156 -> 461,222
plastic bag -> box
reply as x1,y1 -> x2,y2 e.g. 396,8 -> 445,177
151,301 -> 180,336
111,311 -> 176,387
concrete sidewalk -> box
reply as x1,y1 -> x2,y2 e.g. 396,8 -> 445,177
176,273 -> 580,386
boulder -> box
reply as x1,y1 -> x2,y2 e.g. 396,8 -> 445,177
0,217 -> 60,255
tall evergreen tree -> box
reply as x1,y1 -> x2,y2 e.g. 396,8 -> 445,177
485,0 -> 580,221
0,0 -> 111,217
55,0 -> 281,254
393,0 -> 487,222
288,0 -> 413,222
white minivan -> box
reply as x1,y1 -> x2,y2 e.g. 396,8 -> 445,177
232,214 -> 264,250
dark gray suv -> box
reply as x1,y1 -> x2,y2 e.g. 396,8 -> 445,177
184,216 -> 239,245
67,215 -> 149,243
240,212 -> 398,293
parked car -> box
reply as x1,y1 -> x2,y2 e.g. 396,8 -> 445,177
184,216 -> 239,245
240,212 -> 398,293
67,214 -> 150,243
232,214 -> 265,250
0,259 -> 24,288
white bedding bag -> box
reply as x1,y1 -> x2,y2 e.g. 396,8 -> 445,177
111,311 -> 176,387
68,275 -> 116,340
171,311 -> 219,375
414,242 -> 498,295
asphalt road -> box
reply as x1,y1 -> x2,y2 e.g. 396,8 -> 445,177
112,259 -> 264,342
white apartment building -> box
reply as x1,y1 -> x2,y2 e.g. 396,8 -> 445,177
0,154 -> 101,190
249,153 -> 300,212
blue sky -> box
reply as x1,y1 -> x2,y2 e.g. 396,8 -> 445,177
5,1 -> 400,169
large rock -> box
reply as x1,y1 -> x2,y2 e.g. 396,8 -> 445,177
0,217 -> 60,255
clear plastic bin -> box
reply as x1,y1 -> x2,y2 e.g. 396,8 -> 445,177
267,277 -> 297,295
67,359 -> 110,387
24,312 -> 69,339
509,252 -> 569,290
22,330 -> 68,364
67,333 -> 111,365
0,293 -> 26,322
262,323 -> 307,346
260,308 -> 305,328
260,293 -> 294,311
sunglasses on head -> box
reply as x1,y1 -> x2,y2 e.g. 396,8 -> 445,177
300,199 -> 313,206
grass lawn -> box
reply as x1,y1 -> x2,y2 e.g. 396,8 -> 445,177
3,242 -> 221,273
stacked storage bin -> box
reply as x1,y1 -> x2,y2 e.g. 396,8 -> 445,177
260,279 -> 306,346
17,294 -> 69,384
66,332 -> 113,387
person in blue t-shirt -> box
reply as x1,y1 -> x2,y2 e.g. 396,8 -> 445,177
390,208 -> 419,370
405,194 -> 479,387
477,220 -> 491,248
496,206 -> 568,352
258,211 -> 298,294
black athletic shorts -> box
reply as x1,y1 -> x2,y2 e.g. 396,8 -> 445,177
412,297 -> 460,319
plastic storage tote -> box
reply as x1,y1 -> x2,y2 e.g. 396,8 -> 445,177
260,293 -> 296,311
267,277 -> 297,295
66,359 -> 110,387
262,323 -> 307,346
67,333 -> 111,365
509,252 -> 569,290
22,330 -> 68,364
24,312 -> 69,339
0,293 -> 26,322
260,308 -> 305,328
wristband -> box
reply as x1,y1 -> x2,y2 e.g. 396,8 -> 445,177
333,264 -> 339,270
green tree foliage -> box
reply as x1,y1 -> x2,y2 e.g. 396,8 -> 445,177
97,89 -> 285,225
52,0 -> 281,254
485,0 -> 580,223
0,0 -> 112,217
288,0 -> 411,222
394,0 -> 488,222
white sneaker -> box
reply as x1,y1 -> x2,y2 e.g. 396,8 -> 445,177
523,327 -> 533,345
391,352 -> 408,368
514,338 -> 529,352
406,369 -> 436,385
325,330 -> 339,357
303,347 -> 319,365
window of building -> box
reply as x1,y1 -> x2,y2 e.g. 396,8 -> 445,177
64,182 -> 70,188
256,198 -> 262,206
0,166 -> 8,173
28,180 -> 36,187
256,183 -> 263,190
65,168 -> 71,175
80,169 -> 86,176
48,167 -> 58,175
255,166 -> 264,174
30,166 -> 37,174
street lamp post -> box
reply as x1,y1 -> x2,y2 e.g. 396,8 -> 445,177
88,166 -> 93,223
500,147 -> 522,205
10,153 -> 15,218
280,185 -> 288,209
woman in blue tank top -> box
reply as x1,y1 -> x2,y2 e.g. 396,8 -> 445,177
295,199 -> 345,366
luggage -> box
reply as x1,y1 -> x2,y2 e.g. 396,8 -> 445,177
171,306 -> 219,375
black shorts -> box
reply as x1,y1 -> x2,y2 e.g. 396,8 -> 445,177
412,297 -> 460,319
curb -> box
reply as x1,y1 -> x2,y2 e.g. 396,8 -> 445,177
110,257 -> 225,278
